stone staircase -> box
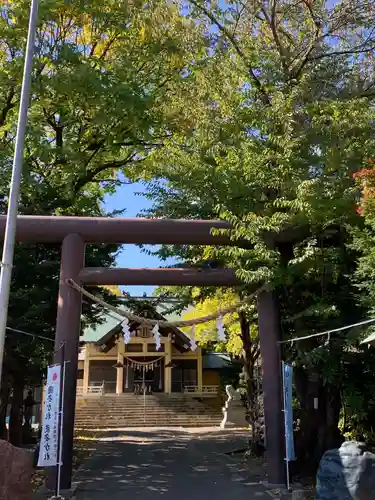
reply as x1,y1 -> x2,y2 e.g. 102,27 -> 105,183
75,393 -> 223,429
75,394 -> 223,429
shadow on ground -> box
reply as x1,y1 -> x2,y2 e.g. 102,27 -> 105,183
73,429 -> 273,499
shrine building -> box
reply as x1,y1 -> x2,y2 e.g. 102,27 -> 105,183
76,305 -> 233,398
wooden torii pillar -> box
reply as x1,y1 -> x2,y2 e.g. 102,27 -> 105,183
0,215 -> 285,489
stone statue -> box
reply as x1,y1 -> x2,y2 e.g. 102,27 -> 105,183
220,385 -> 247,429
225,384 -> 241,401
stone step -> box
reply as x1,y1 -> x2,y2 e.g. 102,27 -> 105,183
76,408 -> 219,413
77,408 -> 220,413
75,420 -> 222,426
75,414 -> 222,422
77,401 -> 218,404
75,416 -> 221,420
76,414 -> 218,417
75,408 -> 221,413
75,419 -> 221,428
75,423 -> 222,428
74,394 -> 222,430
76,406 -> 219,410
75,424 -> 222,427
76,408 -> 220,413
76,424 -> 222,429
77,407 -> 217,410
77,396 -> 218,400
75,419 -> 221,429
77,402 -> 218,406
76,406 -> 220,411
77,404 -> 218,408
77,403 -> 218,408
77,402 -> 220,405
76,399 -> 218,404
76,416 -> 221,419
75,420 -> 222,424
75,414 -> 221,419
75,407 -> 221,413
78,414 -> 218,418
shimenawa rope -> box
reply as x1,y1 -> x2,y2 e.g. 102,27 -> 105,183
67,279 -> 265,328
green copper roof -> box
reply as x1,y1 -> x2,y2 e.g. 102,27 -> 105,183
80,305 -> 191,343
203,353 -> 233,369
81,312 -> 123,342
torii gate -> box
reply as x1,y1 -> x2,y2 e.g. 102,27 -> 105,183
0,215 -> 284,489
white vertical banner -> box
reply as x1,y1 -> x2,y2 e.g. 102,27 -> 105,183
38,364 -> 61,467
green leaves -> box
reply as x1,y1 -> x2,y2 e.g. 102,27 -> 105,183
1,0 -> 206,214
139,4 -> 375,442
0,0 -> 207,388
142,0 -> 375,295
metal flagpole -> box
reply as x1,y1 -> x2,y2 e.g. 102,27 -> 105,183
56,346 -> 67,498
282,361 -> 290,491
0,0 -> 39,386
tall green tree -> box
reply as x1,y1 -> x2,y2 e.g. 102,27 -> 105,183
0,0 -> 206,213
0,0 -> 206,444
143,0 -> 375,465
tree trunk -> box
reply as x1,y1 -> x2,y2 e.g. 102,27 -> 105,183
238,311 -> 261,445
0,376 -> 10,440
9,379 -> 24,447
293,367 -> 343,470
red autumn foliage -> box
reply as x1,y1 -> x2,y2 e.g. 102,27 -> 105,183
353,165 -> 375,216
353,169 -> 375,180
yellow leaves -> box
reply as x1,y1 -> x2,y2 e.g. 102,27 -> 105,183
139,25 -> 146,42
102,285 -> 122,296
75,19 -> 93,49
92,38 -> 109,58
181,288 -> 260,356
182,290 -> 244,354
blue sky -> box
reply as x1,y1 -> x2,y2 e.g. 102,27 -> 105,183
102,182 -> 175,296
